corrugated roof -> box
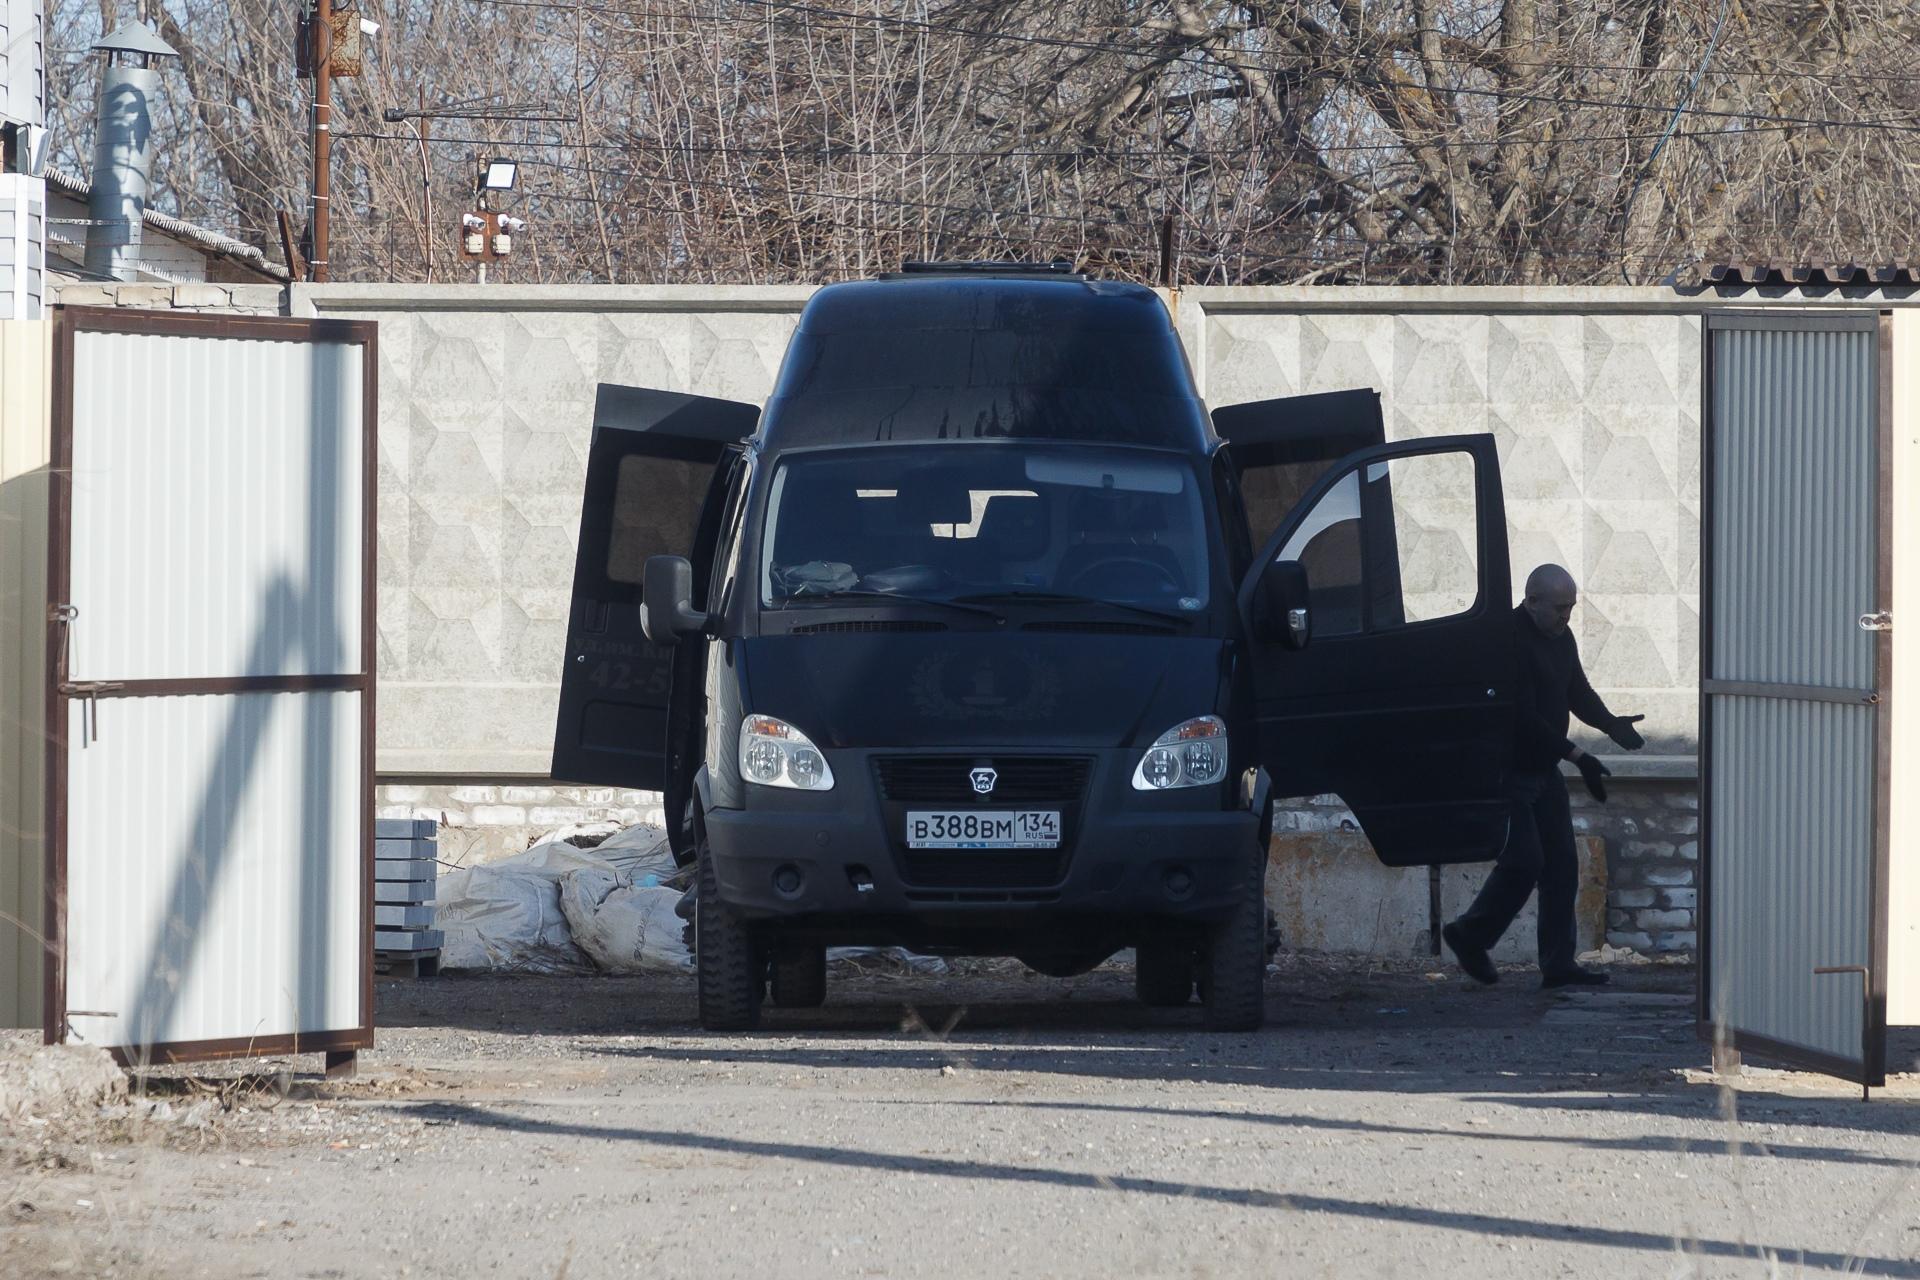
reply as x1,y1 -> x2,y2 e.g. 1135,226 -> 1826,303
43,168 -> 290,281
1696,261 -> 1920,288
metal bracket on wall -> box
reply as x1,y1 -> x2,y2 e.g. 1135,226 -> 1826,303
57,681 -> 124,745
1858,612 -> 1893,632
48,603 -> 77,673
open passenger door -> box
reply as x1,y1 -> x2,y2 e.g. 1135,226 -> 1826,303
1240,433 -> 1514,866
552,386 -> 756,809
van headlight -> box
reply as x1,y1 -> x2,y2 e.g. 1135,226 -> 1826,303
739,715 -> 836,791
1131,716 -> 1227,791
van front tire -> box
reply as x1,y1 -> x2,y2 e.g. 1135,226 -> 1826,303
1199,849 -> 1267,1032
696,840 -> 763,1030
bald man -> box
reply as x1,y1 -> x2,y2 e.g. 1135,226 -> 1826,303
1442,565 -> 1646,988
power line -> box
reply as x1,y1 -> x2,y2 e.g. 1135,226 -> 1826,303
505,187 -> 1720,276
333,130 -> 1848,261
725,0 -> 1920,135
333,116 -> 1817,162
740,0 -> 1920,93
459,0 -> 1920,87
459,0 -> 1920,98
509,159 -> 1759,258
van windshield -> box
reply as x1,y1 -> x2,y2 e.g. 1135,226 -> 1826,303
760,446 -> 1210,613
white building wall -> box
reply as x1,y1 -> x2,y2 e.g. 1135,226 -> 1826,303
0,0 -> 44,318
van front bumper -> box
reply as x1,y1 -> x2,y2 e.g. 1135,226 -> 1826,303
702,748 -> 1258,924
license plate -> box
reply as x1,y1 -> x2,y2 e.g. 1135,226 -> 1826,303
906,810 -> 1060,849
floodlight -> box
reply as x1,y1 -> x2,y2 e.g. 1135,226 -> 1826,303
482,157 -> 518,191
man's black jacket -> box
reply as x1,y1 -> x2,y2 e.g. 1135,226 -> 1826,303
1511,604 -> 1618,773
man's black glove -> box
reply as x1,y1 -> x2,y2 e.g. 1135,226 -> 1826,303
1573,753 -> 1611,803
1606,714 -> 1646,751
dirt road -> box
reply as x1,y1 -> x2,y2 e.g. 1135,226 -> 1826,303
6,958 -> 1918,1278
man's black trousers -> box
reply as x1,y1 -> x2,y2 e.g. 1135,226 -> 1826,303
1453,769 -> 1579,974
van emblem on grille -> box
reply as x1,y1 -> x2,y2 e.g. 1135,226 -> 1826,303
970,767 -> 997,795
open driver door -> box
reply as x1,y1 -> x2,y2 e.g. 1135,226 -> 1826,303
1222,400 -> 1514,867
552,386 -> 757,856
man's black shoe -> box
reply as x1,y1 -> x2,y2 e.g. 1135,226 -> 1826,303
1442,922 -> 1498,986
1541,965 -> 1610,989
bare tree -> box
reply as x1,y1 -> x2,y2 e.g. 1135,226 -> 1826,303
45,0 -> 1920,285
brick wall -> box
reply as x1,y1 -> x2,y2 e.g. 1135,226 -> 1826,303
375,782 -> 667,867
1275,774 -> 1699,956
51,280 -> 287,314
1574,778 -> 1698,954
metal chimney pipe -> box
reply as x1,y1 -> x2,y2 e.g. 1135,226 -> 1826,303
84,24 -> 178,281
84,64 -> 159,280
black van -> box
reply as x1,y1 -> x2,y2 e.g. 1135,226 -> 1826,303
552,264 -> 1516,1031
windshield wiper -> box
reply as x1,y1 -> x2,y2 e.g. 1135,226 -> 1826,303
952,590 -> 1192,625
782,589 -> 1001,618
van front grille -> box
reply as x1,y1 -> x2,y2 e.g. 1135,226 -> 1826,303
897,850 -> 1067,890
873,755 -> 1092,804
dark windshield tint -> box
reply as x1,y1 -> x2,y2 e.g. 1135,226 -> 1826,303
760,447 -> 1209,611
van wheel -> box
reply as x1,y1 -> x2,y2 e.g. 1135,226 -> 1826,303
769,942 -> 827,1008
696,840 -> 763,1030
1135,944 -> 1195,1006
1199,848 -> 1267,1032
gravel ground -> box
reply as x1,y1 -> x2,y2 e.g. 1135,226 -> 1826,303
4,955 -> 1918,1279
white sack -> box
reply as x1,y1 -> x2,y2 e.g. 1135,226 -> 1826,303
591,825 -> 677,881
558,868 -> 693,974
435,838 -> 619,973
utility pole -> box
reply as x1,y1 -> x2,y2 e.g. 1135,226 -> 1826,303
309,0 -> 332,282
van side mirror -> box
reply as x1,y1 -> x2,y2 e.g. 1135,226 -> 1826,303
1257,560 -> 1312,649
640,555 -> 712,645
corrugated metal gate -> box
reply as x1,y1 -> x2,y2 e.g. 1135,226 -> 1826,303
1702,312 -> 1890,1086
45,308 -> 376,1066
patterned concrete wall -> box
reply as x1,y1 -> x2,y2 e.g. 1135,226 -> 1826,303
301,285 -> 1705,775
306,289 -> 810,773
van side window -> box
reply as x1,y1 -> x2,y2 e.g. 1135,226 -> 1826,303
1376,452 -> 1479,625
1278,472 -> 1364,636
708,456 -> 751,613
606,454 -> 715,587
1275,451 -> 1480,635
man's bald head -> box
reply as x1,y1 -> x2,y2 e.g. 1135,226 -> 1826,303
1523,564 -> 1578,636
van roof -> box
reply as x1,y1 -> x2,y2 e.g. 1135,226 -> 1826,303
755,274 -> 1210,453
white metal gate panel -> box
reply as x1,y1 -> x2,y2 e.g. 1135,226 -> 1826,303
50,310 -> 376,1064
1702,313 -> 1888,1085
63,692 -> 363,1050
65,331 -> 363,681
